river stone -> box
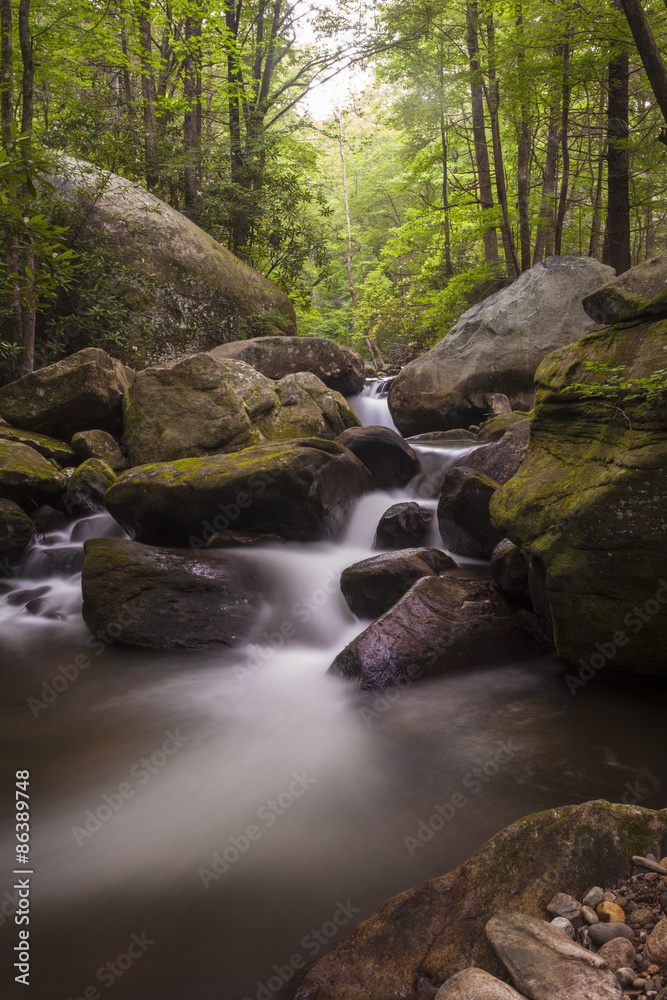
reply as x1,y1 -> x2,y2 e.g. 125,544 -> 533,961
260,371 -> 359,442
329,576 -> 546,690
387,256 -> 613,435
71,429 -> 126,471
374,502 -> 433,550
547,892 -> 582,928
597,937 -> 636,972
0,425 -> 76,466
582,252 -> 667,325
584,888 -> 606,909
81,537 -> 264,649
438,466 -> 503,558
408,429 -> 478,443
478,412 -> 531,442
336,425 -> 419,489
588,923 -> 635,946
104,438 -> 374,546
340,548 -> 457,619
489,316 -> 667,677
0,348 -> 133,439
209,336 -> 364,395
484,393 -> 513,415
66,459 -> 117,513
485,912 -> 622,1000
0,499 -> 34,561
48,157 -> 296,368
491,540 -> 531,609
435,967 -> 527,1000
289,802 -> 667,1000
463,420 -> 530,485
646,918 -> 667,964
629,906 -> 653,927
615,967 -> 635,988
582,906 -> 599,924
550,917 -> 575,938
0,440 -> 67,508
597,901 -> 625,923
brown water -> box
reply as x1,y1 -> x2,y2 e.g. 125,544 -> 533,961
1,439 -> 665,1000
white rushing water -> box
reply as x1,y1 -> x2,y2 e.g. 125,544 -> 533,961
0,384 -> 663,1000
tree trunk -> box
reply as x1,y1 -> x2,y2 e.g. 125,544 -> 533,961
554,36 -> 571,255
0,0 -> 13,141
485,11 -> 519,277
465,2 -> 498,266
515,1 -> 532,272
18,0 -> 32,135
533,47 -> 563,265
336,113 -> 358,312
602,45 -> 631,274
439,64 -> 453,277
183,14 -> 199,210
617,0 -> 667,142
137,0 -> 159,191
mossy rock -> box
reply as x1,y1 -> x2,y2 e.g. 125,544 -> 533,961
0,499 -> 34,561
66,458 -> 117,512
477,411 -> 531,442
0,425 -> 76,466
582,251 -> 667,325
71,429 -> 126,471
0,439 -> 67,508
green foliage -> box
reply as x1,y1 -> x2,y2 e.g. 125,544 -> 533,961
563,361 -> 667,405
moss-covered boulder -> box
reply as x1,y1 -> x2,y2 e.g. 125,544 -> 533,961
490,319 -> 667,677
0,499 -> 34,561
0,348 -> 133,439
122,355 -> 359,466
66,458 -> 117,512
463,420 -> 530,485
0,439 -> 67,507
477,411 -> 531,442
71,429 -> 126,471
438,467 -> 504,558
582,251 -> 667,326
105,438 -> 374,545
81,537 -> 264,648
0,425 -> 76,466
209,335 -> 364,395
290,801 -> 667,1000
49,158 -> 296,367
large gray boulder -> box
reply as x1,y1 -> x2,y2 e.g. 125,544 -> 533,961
209,336 -> 364,395
122,354 -> 359,466
104,438 -> 374,546
48,158 -> 296,367
336,425 -> 419,489
0,348 -> 133,439
388,257 -> 614,435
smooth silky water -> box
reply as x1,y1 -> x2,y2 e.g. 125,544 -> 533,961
1,385 -> 665,999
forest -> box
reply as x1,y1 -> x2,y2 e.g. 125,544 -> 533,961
2,0 -> 667,378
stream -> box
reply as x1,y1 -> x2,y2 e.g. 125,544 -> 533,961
1,380 -> 666,1000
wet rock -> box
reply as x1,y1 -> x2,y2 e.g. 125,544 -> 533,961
33,505 -> 72,535
205,529 -> 284,548
71,429 -> 126,471
81,537 -> 265,649
290,802 -> 667,1000
582,252 -> 667,325
646,919 -> 667,965
209,335 -> 364,395
329,576 -> 546,690
463,420 -> 530,485
547,892 -> 583,928
483,393 -> 513,415
589,923 -> 635,946
478,412 -> 531,442
437,466 -> 503,558
597,938 -> 636,972
0,499 -> 34,561
7,585 -> 50,608
105,438 -> 374,545
0,425 -> 76,466
598,902 -> 626,923
485,912 -> 622,1000
66,459 -> 117,513
491,539 -> 531,609
336,425 -> 419,490
340,547 -> 457,619
374,502 -> 433,550
435,967 -> 527,999
0,440 -> 67,508
0,348 -> 132,439
407,429 -> 478,443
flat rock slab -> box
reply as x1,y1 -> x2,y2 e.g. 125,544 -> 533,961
436,967 -> 528,999
485,912 -> 622,1000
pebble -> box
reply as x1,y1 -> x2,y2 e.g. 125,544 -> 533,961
589,922 -> 636,946
616,967 -> 636,988
548,893 -> 583,929
582,905 -> 599,924
646,919 -> 667,965
598,901 -> 626,923
631,908 -> 656,928
659,893 -> 667,915
584,887 -> 605,909
633,857 -> 667,876
598,937 -> 636,971
550,916 -> 575,938
602,891 -> 618,902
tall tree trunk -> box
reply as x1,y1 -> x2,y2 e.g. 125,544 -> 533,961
617,0 -> 667,143
18,0 -> 32,135
515,1 -> 532,272
533,46 -> 563,265
439,64 -> 453,277
485,11 -> 519,277
465,2 -> 498,266
18,0 -> 34,375
554,35 -> 571,255
602,44 -> 631,274
183,14 -> 199,210
0,0 -> 13,140
137,0 -> 159,191
336,113 -> 358,313
119,15 -> 133,110
226,1 -> 251,258
588,88 -> 606,257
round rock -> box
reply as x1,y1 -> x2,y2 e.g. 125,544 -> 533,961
584,887 -> 606,909
551,916 -> 575,938
589,922 -> 635,946
597,901 -> 625,923
646,918 -> 667,965
598,937 -> 636,972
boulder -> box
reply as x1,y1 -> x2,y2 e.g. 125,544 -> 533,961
485,913 -> 622,1000
329,576 -> 546,689
438,467 -> 504,558
209,336 -> 364,395
491,540 -> 531,609
0,348 -> 133,439
66,459 -> 117,513
0,425 -> 76,466
435,968 -> 527,1000
0,439 -> 67,507
588,923 -> 634,946
483,393 -> 513,415
336,425 -> 419,489
122,355 -> 359,466
289,801 -> 667,1000
48,158 -> 296,367
646,918 -> 667,965
408,429 -> 479,443
374,502 -> 433,550
388,257 -> 613,435
340,547 -> 457,619
464,421 -> 530,485
0,499 -> 34,561
489,317 -> 667,677
596,937 -> 635,972
104,438 -> 374,546
81,537 -> 263,649
478,413 -> 531,442
71,429 -> 126,471
582,252 -> 667,326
